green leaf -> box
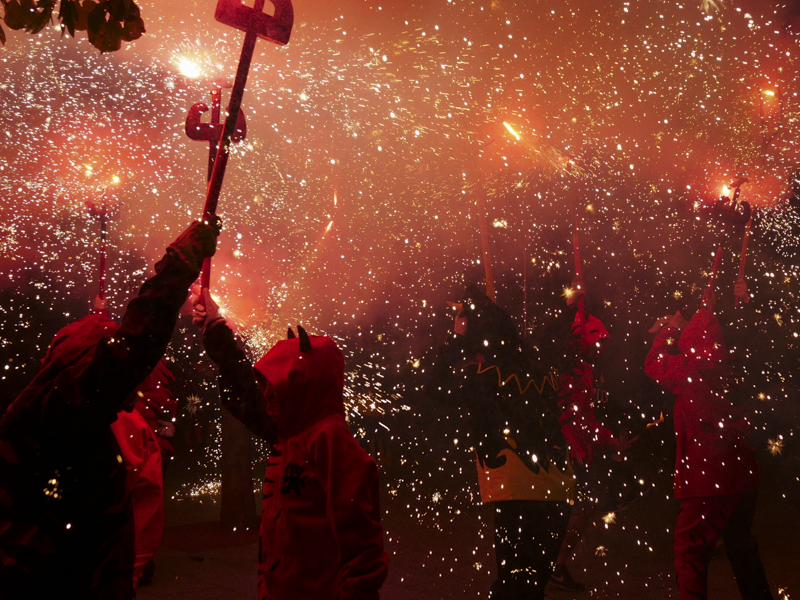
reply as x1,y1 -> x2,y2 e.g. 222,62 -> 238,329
3,1 -> 29,30
73,0 -> 96,31
123,0 -> 138,21
106,0 -> 125,21
58,0 -> 79,37
119,13 -> 142,41
27,0 -> 56,35
85,0 -> 105,33
88,10 -> 121,52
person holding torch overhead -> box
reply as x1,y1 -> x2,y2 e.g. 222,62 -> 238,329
0,218 -> 219,599
645,279 -> 772,600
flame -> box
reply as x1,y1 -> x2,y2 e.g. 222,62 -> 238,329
503,121 -> 521,140
762,89 -> 776,97
177,57 -> 202,79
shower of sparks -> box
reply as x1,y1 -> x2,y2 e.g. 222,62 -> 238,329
768,437 -> 784,456
2,0 -> 800,594
176,57 -> 203,79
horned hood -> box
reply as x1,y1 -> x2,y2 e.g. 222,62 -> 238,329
253,335 -> 345,438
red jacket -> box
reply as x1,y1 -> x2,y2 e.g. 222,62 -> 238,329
558,360 -> 614,467
204,325 -> 389,600
644,308 -> 759,499
558,314 -> 615,467
111,410 -> 164,562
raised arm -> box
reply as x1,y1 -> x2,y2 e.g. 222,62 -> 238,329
28,221 -> 218,438
193,290 -> 276,443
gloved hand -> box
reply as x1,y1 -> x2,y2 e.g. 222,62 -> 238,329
190,285 -> 224,333
168,218 -> 221,272
734,278 -> 750,305
668,310 -> 688,330
648,316 -> 670,334
92,295 -> 110,318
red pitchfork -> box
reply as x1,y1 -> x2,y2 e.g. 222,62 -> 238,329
569,185 -> 586,340
186,85 -> 247,286
195,0 -> 294,290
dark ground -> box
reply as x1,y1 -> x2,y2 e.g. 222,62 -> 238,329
138,457 -> 798,600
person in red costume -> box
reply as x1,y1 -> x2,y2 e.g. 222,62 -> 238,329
552,306 -> 623,592
111,393 -> 164,591
191,289 -> 389,600
126,359 -> 177,585
0,220 -> 219,599
645,287 -> 772,600
133,360 -> 179,476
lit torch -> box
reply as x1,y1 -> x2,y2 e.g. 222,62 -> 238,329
85,178 -> 119,315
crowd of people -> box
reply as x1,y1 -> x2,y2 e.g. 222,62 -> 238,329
0,213 -> 775,600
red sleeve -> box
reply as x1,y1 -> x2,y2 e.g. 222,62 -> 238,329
203,320 -> 277,443
311,421 -> 389,600
558,363 -> 615,458
644,326 -> 689,394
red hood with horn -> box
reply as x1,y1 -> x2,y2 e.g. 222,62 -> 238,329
253,335 -> 345,439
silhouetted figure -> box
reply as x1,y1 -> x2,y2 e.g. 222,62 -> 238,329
429,284 -> 573,600
0,220 -> 218,599
192,290 -> 389,599
646,289 -> 772,600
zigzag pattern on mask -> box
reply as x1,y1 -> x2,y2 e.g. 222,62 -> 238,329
468,362 -> 560,395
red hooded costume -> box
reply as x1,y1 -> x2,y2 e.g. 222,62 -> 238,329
133,360 -> 179,461
0,222 -> 214,599
644,308 -> 759,498
558,314 -> 615,467
110,408 -> 163,588
203,324 -> 389,600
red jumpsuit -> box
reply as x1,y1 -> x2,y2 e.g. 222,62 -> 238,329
203,324 -> 389,600
645,308 -> 770,600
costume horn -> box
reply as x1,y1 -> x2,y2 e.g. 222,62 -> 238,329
287,327 -> 296,339
297,325 -> 312,353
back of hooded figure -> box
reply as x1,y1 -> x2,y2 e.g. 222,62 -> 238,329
251,333 -> 388,600
0,315 -> 135,598
0,220 -> 218,599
